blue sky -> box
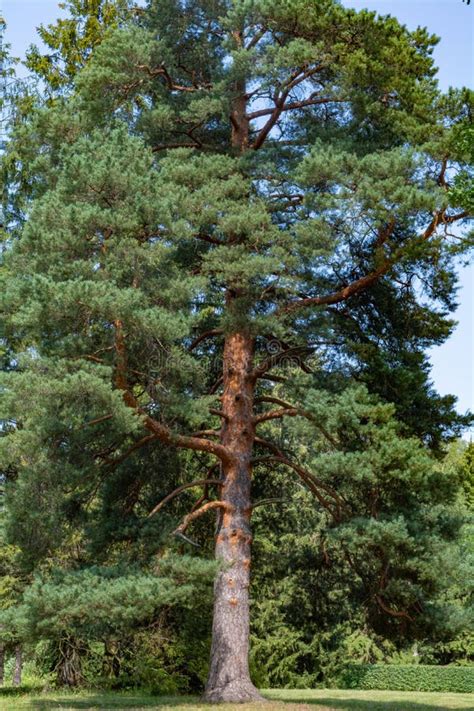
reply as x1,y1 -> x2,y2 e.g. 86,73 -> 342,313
2,0 -> 473,424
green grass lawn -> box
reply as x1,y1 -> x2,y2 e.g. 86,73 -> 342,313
1,688 -> 473,711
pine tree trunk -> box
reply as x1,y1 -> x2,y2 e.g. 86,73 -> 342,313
204,330 -> 263,703
13,644 -> 22,687
204,44 -> 262,701
0,644 -> 5,687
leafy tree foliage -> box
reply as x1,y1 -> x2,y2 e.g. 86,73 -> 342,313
25,0 -> 134,93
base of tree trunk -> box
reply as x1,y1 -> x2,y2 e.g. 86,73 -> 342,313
203,678 -> 266,704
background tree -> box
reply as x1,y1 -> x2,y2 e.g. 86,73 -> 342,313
0,557 -> 215,688
249,393 -> 474,686
25,0 -> 135,94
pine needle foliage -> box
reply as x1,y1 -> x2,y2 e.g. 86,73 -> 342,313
0,0 -> 472,699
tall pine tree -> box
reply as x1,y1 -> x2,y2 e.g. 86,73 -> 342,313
1,0 -> 472,701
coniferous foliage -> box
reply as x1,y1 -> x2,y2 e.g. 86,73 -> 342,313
0,0 -> 472,700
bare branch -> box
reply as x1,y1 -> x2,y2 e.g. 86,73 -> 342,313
188,328 -> 223,352
252,497 -> 288,509
254,396 -> 340,448
174,500 -> 230,535
279,220 -> 396,314
375,595 -> 414,622
250,64 -> 343,149
248,96 -> 347,120
254,436 -> 288,457
174,531 -> 201,547
102,433 -> 159,469
79,414 -> 114,430
148,478 -> 223,518
209,376 -> 224,394
252,344 -> 313,378
245,26 -> 267,50
256,373 -> 287,384
252,453 -> 347,517
189,463 -> 222,514
136,63 -> 210,93
209,408 -> 229,420
254,407 -> 298,424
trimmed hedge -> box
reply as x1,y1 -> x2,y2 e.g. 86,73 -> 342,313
341,664 -> 474,693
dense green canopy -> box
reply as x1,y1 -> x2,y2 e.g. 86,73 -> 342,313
0,0 -> 472,698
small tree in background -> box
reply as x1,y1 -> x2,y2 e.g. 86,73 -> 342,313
0,557 -> 215,688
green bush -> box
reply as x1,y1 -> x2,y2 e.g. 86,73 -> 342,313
341,664 -> 474,693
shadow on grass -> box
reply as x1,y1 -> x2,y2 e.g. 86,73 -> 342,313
2,691 -> 472,711
0,691 -> 200,709
0,686 -> 44,695
6,699 -> 160,709
276,698 -> 467,711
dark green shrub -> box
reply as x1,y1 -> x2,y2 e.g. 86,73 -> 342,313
341,663 -> 474,693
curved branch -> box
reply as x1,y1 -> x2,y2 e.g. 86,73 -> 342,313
375,595 -> 414,622
280,210 -> 469,315
280,220 -> 396,313
209,408 -> 229,421
253,344 -> 313,378
254,396 -> 339,448
79,414 -> 114,430
190,463 -> 222,514
252,497 -> 288,509
136,63 -> 210,93
254,436 -> 287,457
256,373 -> 287,384
174,500 -> 230,535
103,433 -> 159,469
148,478 -> 223,518
250,67 -> 331,150
208,375 -> 224,395
254,407 -> 298,424
248,95 -> 347,121
252,453 -> 347,517
188,329 -> 223,352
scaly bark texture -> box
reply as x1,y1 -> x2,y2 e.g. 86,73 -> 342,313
204,329 -> 263,703
203,41 -> 264,699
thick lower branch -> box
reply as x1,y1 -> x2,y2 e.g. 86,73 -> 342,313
112,321 -> 232,463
